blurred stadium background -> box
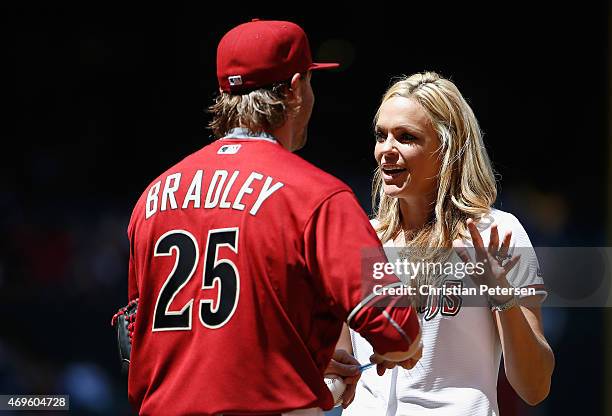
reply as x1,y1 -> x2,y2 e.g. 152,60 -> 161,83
3,2 -> 610,415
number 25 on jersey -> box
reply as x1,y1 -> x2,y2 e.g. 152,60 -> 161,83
152,228 -> 240,332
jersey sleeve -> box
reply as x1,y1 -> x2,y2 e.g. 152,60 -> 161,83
304,190 -> 421,357
500,213 -> 546,300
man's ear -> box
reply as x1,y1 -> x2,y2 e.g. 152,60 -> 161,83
288,72 -> 303,103
290,72 -> 302,90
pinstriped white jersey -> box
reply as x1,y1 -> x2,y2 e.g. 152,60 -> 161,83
345,209 -> 546,416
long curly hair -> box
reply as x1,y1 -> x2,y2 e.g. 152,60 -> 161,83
372,72 -> 496,262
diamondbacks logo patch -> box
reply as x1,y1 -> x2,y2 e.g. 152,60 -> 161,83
218,144 -> 241,155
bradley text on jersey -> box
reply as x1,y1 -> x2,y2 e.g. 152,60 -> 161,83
145,169 -> 284,219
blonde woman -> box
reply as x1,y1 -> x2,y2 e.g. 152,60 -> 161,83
342,72 -> 554,415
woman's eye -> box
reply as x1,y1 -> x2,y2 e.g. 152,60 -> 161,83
399,133 -> 416,142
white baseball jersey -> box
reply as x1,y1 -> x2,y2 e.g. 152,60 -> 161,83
344,209 -> 546,416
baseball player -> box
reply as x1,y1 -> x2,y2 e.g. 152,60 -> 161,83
122,20 -> 421,416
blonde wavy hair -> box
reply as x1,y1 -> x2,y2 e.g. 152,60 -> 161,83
208,82 -> 292,138
372,71 -> 496,253
208,73 -> 309,138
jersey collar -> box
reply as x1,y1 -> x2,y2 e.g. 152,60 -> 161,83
221,128 -> 278,144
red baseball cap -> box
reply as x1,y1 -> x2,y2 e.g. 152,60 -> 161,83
217,19 -> 339,93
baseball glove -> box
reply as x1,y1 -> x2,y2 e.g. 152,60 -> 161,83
111,298 -> 138,375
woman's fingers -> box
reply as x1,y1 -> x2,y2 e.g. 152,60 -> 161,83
488,223 -> 499,257
467,219 -> 487,261
498,231 -> 512,260
503,254 -> 521,274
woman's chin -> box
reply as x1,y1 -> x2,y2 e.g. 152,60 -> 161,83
382,184 -> 407,198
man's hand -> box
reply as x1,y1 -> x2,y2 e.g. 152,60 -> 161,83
370,342 -> 423,376
325,349 -> 361,408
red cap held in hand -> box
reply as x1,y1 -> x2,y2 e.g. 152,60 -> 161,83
216,19 -> 339,93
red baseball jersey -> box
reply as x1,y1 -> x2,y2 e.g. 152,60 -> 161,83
126,133 -> 420,415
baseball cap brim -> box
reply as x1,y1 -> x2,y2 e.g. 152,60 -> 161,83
309,62 -> 340,70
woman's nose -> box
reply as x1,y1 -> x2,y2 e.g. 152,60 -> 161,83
380,135 -> 398,154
